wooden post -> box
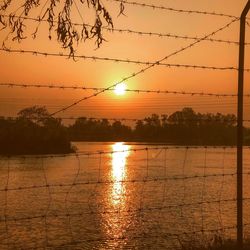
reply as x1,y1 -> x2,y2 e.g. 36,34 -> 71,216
237,1 -> 250,248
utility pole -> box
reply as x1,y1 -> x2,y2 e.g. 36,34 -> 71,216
237,0 -> 250,248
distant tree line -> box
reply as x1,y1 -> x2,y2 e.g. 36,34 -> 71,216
0,106 -> 250,155
69,107 -> 250,145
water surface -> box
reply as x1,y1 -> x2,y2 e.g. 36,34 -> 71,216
0,142 -> 250,249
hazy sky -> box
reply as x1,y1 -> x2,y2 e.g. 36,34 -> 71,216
0,0 -> 249,122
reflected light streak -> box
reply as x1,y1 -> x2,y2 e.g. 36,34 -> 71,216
111,142 -> 130,206
101,142 -> 131,246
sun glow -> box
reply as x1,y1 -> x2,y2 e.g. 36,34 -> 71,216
114,83 -> 126,96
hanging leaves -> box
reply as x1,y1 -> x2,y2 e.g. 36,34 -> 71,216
0,0 -> 118,57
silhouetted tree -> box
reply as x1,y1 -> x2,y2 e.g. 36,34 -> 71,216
68,117 -> 132,141
0,106 -> 73,155
133,108 -> 239,145
111,121 -> 132,140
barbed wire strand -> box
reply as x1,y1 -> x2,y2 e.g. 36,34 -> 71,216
2,115 -> 250,123
1,47 -> 248,72
1,14 -> 248,45
1,82 -> 250,97
2,101 -> 250,111
111,0 -> 239,19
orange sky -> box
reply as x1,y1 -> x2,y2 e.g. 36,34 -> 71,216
0,0 -> 249,122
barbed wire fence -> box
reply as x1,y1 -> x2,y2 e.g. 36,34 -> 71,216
0,0 -> 250,249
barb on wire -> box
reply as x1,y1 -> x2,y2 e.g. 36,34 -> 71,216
47,18 -> 239,116
1,82 -> 250,97
111,0 -> 239,19
1,47 -> 247,71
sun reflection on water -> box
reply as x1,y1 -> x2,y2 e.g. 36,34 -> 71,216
111,142 -> 130,206
100,142 -> 132,248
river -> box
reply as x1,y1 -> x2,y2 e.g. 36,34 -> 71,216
0,142 -> 250,249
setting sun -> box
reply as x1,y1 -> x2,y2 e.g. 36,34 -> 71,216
114,83 -> 127,96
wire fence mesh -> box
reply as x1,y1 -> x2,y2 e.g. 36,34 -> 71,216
0,145 -> 250,249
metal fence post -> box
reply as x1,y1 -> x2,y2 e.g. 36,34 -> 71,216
237,1 -> 250,248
